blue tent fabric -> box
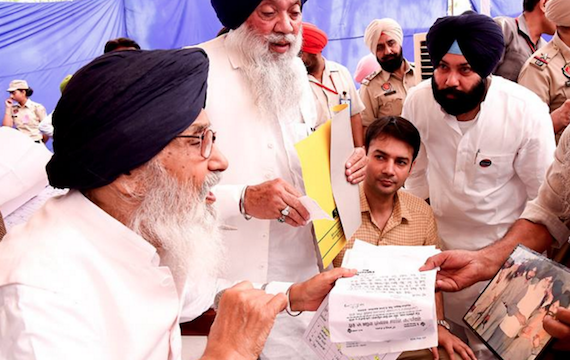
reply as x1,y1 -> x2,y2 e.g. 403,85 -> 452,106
470,0 -> 522,17
303,0 -> 448,83
0,0 -> 125,114
0,0 -> 448,119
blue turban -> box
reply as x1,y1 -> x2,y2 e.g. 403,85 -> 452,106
47,48 -> 209,190
212,0 -> 308,30
426,12 -> 504,78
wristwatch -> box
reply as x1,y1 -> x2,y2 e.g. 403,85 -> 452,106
437,319 -> 451,331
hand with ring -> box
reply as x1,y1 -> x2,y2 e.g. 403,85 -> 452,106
243,179 -> 310,227
277,205 -> 291,223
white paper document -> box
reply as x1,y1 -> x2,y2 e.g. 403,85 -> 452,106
306,241 -> 441,357
299,195 -> 334,221
303,296 -> 401,360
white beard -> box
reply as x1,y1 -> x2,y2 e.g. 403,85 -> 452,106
129,160 -> 226,295
225,24 -> 305,123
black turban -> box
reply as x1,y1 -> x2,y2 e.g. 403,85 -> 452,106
47,48 -> 209,190
211,0 -> 308,30
426,12 -> 504,78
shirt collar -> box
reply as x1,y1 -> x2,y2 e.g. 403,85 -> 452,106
554,32 -> 570,60
225,34 -> 245,70
60,190 -> 160,265
359,185 -> 413,225
517,14 -> 531,38
378,59 -> 413,82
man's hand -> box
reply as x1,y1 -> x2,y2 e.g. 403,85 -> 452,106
544,308 -> 570,348
289,267 -> 357,311
345,147 -> 367,184
4,99 -> 11,109
202,281 -> 287,360
244,179 -> 310,227
433,326 -> 476,360
420,249 -> 498,292
551,99 -> 570,133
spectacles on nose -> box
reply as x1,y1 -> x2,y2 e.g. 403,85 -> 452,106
175,129 -> 217,159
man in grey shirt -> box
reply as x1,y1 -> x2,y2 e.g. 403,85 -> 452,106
493,0 -> 555,81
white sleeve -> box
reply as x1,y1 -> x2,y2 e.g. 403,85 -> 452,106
0,284 -> 103,360
179,277 -> 235,323
211,184 -> 244,221
341,66 -> 365,116
38,113 -> 54,137
402,92 -> 430,199
179,279 -> 293,323
514,101 -> 556,200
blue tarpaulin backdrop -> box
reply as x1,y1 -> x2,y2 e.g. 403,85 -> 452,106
0,0 -> 523,118
0,0 -> 448,116
470,0 -> 522,17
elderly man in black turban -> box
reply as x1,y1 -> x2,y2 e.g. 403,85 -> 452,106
197,1 -> 369,359
0,48 -> 356,359
401,11 -> 556,360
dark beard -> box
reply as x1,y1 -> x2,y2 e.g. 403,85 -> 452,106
378,51 -> 404,73
432,76 -> 487,116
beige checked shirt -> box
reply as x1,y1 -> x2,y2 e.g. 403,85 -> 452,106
333,186 -> 441,267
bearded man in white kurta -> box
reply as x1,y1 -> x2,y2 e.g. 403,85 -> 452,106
200,1 -> 367,359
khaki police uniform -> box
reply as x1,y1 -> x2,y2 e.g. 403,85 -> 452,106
358,60 -> 417,127
518,32 -> 570,121
9,99 -> 46,142
493,15 -> 547,82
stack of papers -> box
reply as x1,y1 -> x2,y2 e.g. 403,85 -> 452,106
303,241 -> 440,359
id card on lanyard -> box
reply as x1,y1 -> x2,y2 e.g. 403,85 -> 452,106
339,91 -> 351,114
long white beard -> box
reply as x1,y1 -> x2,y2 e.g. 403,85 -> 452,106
129,160 -> 226,295
225,24 -> 305,122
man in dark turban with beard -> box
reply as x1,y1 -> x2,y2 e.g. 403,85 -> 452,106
402,11 -> 556,360
0,48 -> 356,359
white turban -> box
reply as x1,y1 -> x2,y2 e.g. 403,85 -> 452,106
546,0 -> 570,27
364,18 -> 404,55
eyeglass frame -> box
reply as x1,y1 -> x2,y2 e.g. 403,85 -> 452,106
175,128 -> 217,159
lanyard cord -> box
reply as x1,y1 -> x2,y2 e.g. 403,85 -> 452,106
516,18 -> 538,53
309,73 -> 339,95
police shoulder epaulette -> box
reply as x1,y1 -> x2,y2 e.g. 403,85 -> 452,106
530,45 -> 558,71
361,70 -> 381,86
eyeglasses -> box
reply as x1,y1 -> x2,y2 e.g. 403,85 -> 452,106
175,129 -> 217,159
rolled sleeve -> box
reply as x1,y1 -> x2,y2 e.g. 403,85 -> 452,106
520,128 -> 570,247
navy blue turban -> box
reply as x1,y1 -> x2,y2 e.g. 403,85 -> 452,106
426,12 -> 504,78
47,48 -> 209,190
212,0 -> 308,30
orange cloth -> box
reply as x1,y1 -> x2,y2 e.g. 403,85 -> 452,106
301,22 -> 328,54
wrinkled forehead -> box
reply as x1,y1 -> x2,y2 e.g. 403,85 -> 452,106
255,0 -> 302,10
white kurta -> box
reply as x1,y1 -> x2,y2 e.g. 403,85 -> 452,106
199,35 -> 320,359
402,76 -> 556,324
308,59 -> 365,128
0,191 -> 220,360
0,127 -> 51,217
